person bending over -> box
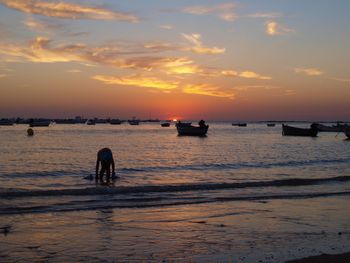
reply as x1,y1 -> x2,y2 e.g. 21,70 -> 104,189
96,148 -> 115,182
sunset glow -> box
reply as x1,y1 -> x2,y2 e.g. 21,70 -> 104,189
0,0 -> 349,120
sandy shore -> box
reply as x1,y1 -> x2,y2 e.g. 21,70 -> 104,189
286,252 -> 350,263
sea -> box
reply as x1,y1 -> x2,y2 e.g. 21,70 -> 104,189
0,122 -> 349,262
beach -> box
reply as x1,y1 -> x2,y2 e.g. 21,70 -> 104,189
1,123 -> 350,262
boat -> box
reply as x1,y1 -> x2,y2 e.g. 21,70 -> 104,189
161,122 -> 170,127
29,120 -> 51,127
0,119 -> 14,126
282,124 -> 318,137
314,123 -> 349,132
86,119 -> 96,125
128,117 -> 140,125
176,122 -> 208,136
110,119 -> 122,125
344,129 -> 350,139
267,123 -> 276,127
232,122 -> 247,127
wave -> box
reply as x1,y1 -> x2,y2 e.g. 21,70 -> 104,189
120,158 -> 350,173
1,190 -> 350,215
2,158 -> 349,178
1,175 -> 350,198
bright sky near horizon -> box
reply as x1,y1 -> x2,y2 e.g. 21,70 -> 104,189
0,0 -> 349,120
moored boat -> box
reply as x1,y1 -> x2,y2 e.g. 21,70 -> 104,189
86,119 -> 96,125
128,117 -> 140,125
314,123 -> 349,132
267,123 -> 276,127
344,129 -> 350,139
29,120 -> 51,127
176,121 -> 208,136
161,122 -> 170,127
110,119 -> 122,125
0,119 -> 14,126
282,124 -> 318,137
232,122 -> 247,127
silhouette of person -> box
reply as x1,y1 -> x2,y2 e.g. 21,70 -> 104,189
96,148 -> 115,182
198,120 -> 206,128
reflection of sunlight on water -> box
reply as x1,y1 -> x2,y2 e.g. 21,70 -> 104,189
2,197 -> 350,262
1,123 -> 350,191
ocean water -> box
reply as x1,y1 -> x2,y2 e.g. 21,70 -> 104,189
0,122 -> 350,262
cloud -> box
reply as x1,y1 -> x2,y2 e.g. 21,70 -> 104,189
266,21 -> 294,36
294,68 -> 323,76
238,71 -> 272,80
0,37 -> 192,72
220,70 -> 271,80
183,3 -> 237,22
182,33 -> 225,55
144,33 -> 225,55
0,37 -> 86,62
23,16 -> 62,31
92,74 -> 178,90
0,0 -> 139,22
0,36 -> 271,82
183,84 -> 235,99
247,13 -> 282,19
159,24 -> 174,30
67,69 -> 81,73
329,77 -> 350,82
0,74 -> 7,79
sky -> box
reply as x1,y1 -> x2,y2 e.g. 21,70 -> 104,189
0,0 -> 349,121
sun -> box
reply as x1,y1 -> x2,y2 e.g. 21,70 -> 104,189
172,118 -> 177,122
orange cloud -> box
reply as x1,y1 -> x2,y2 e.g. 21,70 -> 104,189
294,68 -> 323,76
238,71 -> 272,80
183,84 -> 235,99
0,0 -> 139,22
182,33 -> 225,55
266,21 -> 294,36
92,74 -> 178,90
183,3 -> 237,22
0,37 -> 85,62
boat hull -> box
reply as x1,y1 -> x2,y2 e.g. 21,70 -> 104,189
282,124 -> 318,137
176,123 -> 208,136
344,130 -> 350,139
315,123 -> 349,132
29,122 -> 51,127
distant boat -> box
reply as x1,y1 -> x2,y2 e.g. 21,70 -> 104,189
314,123 -> 348,132
232,123 -> 247,127
344,129 -> 350,139
29,120 -> 51,127
86,119 -> 96,125
282,124 -> 318,137
176,122 -> 208,136
0,119 -> 14,126
110,119 -> 122,125
128,117 -> 140,125
267,123 -> 276,127
161,122 -> 170,127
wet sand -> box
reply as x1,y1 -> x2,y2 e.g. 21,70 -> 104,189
286,252 -> 350,263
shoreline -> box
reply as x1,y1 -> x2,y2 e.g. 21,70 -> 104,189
286,252 -> 350,263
